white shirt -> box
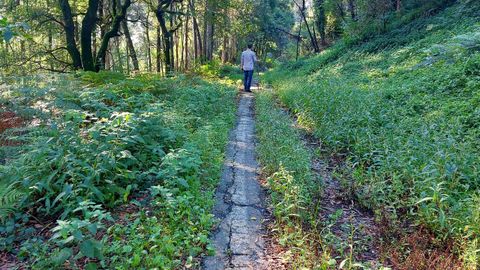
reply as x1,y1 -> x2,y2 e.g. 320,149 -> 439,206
241,49 -> 257,71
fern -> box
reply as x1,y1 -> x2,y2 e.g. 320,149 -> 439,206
0,182 -> 25,222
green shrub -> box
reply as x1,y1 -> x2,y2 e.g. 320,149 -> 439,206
79,71 -> 126,85
0,74 -> 237,268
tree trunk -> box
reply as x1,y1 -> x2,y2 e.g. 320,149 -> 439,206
170,4 -> 176,71
184,13 -> 189,70
193,20 -> 198,61
96,0 -> 131,71
122,19 -> 139,71
221,35 -> 228,63
58,0 -> 82,69
348,0 -> 356,20
81,0 -> 100,71
204,0 -> 215,61
74,0 -> 80,43
193,16 -> 202,61
156,25 -> 162,74
126,37 -> 130,74
296,19 -> 302,60
145,15 -> 152,72
188,0 -> 202,63
231,35 -> 237,62
114,37 -> 123,72
297,0 -> 319,52
207,22 -> 214,60
175,30 -> 179,71
314,0 -> 327,46
155,9 -> 173,75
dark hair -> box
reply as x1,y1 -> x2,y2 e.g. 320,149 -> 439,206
247,44 -> 253,49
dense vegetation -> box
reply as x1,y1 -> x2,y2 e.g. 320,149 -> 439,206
2,0 -> 479,268
266,0 -> 480,267
0,73 -> 236,268
255,91 -> 322,268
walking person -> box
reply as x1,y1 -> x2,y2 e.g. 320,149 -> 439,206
241,44 -> 257,92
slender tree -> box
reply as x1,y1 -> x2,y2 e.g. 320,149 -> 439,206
154,0 -> 183,75
58,0 -> 82,69
348,0 -> 356,20
80,0 -> 100,71
294,0 -> 319,52
95,0 -> 132,71
314,0 -> 327,46
122,19 -> 139,71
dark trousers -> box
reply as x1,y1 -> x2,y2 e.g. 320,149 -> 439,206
243,70 -> 254,92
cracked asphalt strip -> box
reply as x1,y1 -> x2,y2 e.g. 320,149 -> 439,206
203,91 -> 266,270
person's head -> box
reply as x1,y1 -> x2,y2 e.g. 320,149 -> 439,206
247,44 -> 253,50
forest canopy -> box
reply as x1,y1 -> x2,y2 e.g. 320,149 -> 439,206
0,0 -> 459,75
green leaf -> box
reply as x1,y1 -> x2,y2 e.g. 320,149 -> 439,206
123,185 -> 132,202
122,245 -> 133,253
80,240 -> 95,258
3,28 -> 14,42
80,239 -> 102,259
177,178 -> 189,189
72,229 -> 83,240
85,263 -> 98,270
87,223 -> 97,234
53,248 -> 72,265
416,197 -> 433,205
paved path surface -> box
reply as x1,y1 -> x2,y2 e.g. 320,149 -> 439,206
203,90 -> 266,270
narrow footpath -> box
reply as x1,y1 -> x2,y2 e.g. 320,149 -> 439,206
203,89 -> 267,269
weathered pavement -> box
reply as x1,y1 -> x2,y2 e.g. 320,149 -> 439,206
203,91 -> 266,270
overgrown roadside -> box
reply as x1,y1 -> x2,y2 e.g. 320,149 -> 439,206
256,87 -> 393,269
255,89 -> 323,269
263,1 -> 480,268
0,73 -> 237,269
286,104 -> 384,269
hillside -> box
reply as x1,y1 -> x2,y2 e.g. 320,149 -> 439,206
265,1 -> 480,268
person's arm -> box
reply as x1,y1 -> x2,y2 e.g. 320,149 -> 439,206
240,52 -> 244,70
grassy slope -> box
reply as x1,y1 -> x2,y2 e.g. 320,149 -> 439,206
265,1 -> 480,266
0,73 -> 236,268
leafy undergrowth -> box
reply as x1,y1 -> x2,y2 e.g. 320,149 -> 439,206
266,1 -> 480,268
195,60 -> 244,82
0,72 -> 237,269
255,90 -> 326,268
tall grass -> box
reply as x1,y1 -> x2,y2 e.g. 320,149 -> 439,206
266,1 -> 480,267
255,90 -> 327,268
